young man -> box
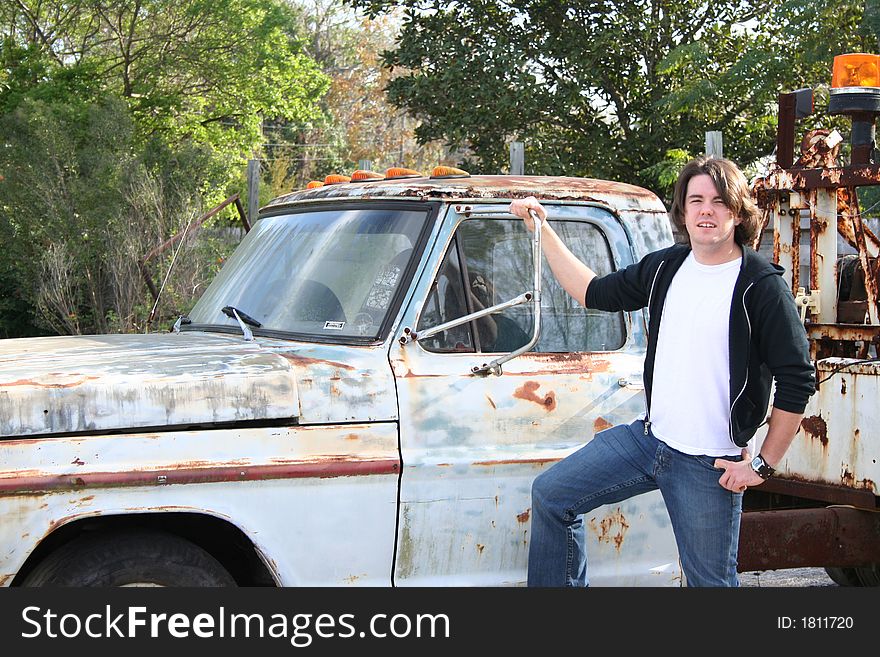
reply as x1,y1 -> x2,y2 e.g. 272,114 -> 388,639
509,156 -> 815,586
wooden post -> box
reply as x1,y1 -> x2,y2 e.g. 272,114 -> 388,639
705,131 -> 723,157
509,141 -> 524,175
247,159 -> 260,225
234,197 -> 250,233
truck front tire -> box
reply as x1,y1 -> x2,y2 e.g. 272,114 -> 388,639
20,529 -> 237,587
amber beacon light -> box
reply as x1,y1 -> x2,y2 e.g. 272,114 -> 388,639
831,53 -> 880,89
828,53 -> 880,165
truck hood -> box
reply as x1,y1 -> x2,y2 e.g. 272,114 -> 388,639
0,332 -> 299,437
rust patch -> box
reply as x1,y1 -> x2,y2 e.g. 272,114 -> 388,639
344,434 -> 359,441
522,353 -> 611,376
795,129 -> 841,169
0,376 -> 98,388
593,417 -> 613,433
267,175 -> 656,207
486,395 -> 496,410
473,457 -> 559,467
279,353 -> 355,371
476,544 -> 485,555
0,459 -> 400,494
513,381 -> 556,411
801,415 -> 828,447
0,574 -> 13,587
517,509 -> 530,524
837,470 -> 873,492
588,508 -> 630,551
45,512 -> 94,536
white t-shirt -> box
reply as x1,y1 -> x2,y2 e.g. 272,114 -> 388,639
649,252 -> 742,457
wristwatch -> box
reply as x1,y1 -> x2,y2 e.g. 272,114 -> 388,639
750,453 -> 776,480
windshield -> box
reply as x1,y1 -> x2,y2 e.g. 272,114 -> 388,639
188,204 -> 430,340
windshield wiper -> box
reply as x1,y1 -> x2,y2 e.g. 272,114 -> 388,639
221,305 -> 262,341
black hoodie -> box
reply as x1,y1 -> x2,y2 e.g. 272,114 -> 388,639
585,243 -> 815,447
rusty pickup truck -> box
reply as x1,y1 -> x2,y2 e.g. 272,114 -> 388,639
0,172 -> 689,586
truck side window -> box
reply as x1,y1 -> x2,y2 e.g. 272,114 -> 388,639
416,237 -> 476,352
418,217 -> 625,354
458,218 -> 624,353
530,220 -> 625,352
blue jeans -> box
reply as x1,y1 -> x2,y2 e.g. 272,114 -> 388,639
528,419 -> 743,587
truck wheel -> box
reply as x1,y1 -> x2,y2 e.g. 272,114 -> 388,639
854,564 -> 879,586
825,565 -> 879,587
21,530 -> 237,587
825,566 -> 862,586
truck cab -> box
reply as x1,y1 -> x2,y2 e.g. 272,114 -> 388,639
0,172 -> 683,586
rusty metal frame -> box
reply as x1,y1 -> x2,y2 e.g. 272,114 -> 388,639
738,507 -> 880,571
756,103 -> 880,347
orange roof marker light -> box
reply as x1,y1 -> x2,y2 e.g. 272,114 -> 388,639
306,181 -> 324,189
350,169 -> 384,182
324,174 -> 351,185
384,167 -> 423,180
831,53 -> 880,89
430,165 -> 470,179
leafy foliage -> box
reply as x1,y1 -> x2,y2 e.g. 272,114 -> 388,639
348,0 -> 873,199
0,95 -> 235,336
0,0 -> 329,336
262,1 -> 457,191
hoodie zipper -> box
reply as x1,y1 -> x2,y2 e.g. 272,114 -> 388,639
728,281 -> 755,443
643,260 -> 665,435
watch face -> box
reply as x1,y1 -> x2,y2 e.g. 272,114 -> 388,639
750,455 -> 773,478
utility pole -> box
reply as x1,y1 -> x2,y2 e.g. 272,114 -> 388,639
705,131 -> 723,157
247,118 -> 263,225
247,159 -> 260,226
509,141 -> 524,175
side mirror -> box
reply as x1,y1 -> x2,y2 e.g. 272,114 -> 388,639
399,210 -> 544,376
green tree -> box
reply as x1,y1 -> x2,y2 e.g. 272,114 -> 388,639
259,1 -> 455,192
2,1 -> 329,167
0,1 -> 331,336
348,0 -> 873,198
0,95 -> 232,336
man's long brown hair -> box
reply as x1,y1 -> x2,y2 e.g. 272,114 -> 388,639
669,156 -> 761,246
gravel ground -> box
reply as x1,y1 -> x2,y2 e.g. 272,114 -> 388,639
739,567 -> 837,587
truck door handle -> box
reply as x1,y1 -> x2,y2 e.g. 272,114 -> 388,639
618,374 -> 644,390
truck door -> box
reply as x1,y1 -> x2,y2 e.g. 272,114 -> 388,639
391,203 -> 681,586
